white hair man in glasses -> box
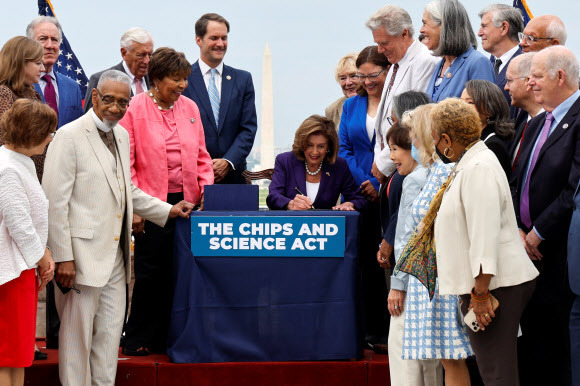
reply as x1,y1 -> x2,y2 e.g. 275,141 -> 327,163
519,15 -> 566,53
43,70 -> 194,385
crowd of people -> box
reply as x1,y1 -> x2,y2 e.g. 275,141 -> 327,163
0,1 -> 579,385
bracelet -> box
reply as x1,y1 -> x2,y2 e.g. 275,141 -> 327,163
471,287 -> 490,302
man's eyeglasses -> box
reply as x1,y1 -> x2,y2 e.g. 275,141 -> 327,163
96,89 -> 130,109
356,68 -> 386,82
518,32 -> 554,44
505,76 -> 528,85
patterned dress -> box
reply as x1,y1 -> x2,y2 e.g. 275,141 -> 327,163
401,161 -> 474,360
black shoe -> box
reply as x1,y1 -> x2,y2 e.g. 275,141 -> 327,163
122,346 -> 151,356
34,350 -> 48,360
45,336 -> 59,349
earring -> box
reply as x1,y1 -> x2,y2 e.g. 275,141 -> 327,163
443,147 -> 455,158
486,116 -> 493,125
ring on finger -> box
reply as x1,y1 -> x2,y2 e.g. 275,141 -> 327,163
484,313 -> 490,318
394,305 -> 399,309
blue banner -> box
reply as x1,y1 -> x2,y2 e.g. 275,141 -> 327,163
191,216 -> 345,257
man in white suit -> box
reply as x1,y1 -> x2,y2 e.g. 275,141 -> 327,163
42,70 -> 194,386
366,5 -> 439,177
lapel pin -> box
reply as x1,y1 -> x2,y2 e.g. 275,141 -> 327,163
191,118 -> 195,123
446,73 -> 452,79
326,172 -> 330,176
226,75 -> 231,80
563,123 -> 569,129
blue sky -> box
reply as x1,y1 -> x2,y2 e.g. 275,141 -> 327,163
3,0 -> 577,160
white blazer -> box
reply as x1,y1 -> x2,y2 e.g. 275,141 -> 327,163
374,40 -> 439,175
42,113 -> 171,287
0,147 -> 48,285
434,141 -> 539,295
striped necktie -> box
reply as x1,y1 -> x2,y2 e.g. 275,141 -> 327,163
208,69 -> 220,126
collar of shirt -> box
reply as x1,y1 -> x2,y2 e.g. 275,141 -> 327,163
550,90 -> 580,132
198,59 -> 224,77
39,69 -> 59,101
527,108 -> 545,122
122,61 -> 147,93
495,45 -> 520,73
90,109 -> 113,132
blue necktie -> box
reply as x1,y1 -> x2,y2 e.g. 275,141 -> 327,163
208,69 -> 220,127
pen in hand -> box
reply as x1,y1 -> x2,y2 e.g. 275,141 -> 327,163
294,187 -> 315,209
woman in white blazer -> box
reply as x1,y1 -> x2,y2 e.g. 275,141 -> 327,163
430,98 -> 538,385
0,99 -> 55,386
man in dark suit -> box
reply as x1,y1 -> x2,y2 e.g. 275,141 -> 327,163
504,52 -> 543,169
26,16 -> 84,352
568,181 -> 580,386
478,4 -> 523,115
27,16 -> 83,131
83,27 -> 153,112
510,46 -> 580,386
183,13 -> 257,184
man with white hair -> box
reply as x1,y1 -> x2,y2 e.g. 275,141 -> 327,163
43,70 -> 194,385
366,5 -> 438,178
509,45 -> 579,386
504,52 -> 543,169
478,4 -> 524,110
519,15 -> 566,53
83,27 -> 153,112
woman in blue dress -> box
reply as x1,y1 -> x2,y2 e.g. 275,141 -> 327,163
420,0 -> 495,102
400,104 -> 473,386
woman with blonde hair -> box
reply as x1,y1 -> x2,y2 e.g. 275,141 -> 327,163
396,103 -> 473,386
325,52 -> 360,129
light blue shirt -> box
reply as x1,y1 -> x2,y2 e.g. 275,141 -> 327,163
521,90 -> 580,239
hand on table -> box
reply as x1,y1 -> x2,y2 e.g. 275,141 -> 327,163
169,201 -> 195,219
287,195 -> 313,210
333,201 -> 355,211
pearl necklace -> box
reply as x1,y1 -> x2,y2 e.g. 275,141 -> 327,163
149,92 -> 173,110
305,160 -> 323,176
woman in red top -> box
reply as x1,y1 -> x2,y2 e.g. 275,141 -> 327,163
119,47 -> 213,356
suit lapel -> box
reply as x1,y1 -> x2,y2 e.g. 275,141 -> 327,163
113,125 -> 130,204
219,65 -> 234,133
434,49 -> 471,100
85,116 -> 121,205
314,161 -> 332,206
538,96 -> 580,159
190,61 -> 218,134
33,83 -> 45,102
383,42 -> 417,115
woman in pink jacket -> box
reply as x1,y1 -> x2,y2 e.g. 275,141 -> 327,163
119,47 -> 213,356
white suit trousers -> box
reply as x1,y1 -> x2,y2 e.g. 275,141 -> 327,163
55,248 -> 126,386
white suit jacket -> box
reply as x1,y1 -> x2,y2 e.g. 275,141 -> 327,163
42,113 -> 172,287
374,40 -> 439,175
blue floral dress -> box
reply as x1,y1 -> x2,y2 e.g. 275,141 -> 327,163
401,161 -> 474,360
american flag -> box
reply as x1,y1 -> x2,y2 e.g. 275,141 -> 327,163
513,0 -> 533,26
38,0 -> 89,96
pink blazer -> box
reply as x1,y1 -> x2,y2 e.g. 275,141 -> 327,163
119,92 -> 214,204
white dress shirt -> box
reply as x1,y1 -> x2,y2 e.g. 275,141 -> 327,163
0,146 -> 48,285
494,44 -> 520,74
122,61 -> 148,95
39,69 -> 60,107
198,59 -> 224,98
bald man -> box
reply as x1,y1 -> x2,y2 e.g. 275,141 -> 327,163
519,15 -> 566,53
510,46 -> 578,385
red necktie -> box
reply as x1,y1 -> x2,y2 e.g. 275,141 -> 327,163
135,78 -> 144,94
42,74 -> 58,116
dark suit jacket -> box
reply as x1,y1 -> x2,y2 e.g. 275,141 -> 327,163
83,62 -> 150,112
568,183 -> 580,295
266,151 -> 367,210
182,60 -> 257,180
34,72 -> 83,128
508,110 -> 529,167
481,125 -> 511,178
510,95 -> 580,301
379,171 -> 405,246
491,46 -> 522,118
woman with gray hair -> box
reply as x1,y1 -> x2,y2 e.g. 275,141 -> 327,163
325,52 -> 359,129
461,79 -> 514,176
420,0 -> 495,102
